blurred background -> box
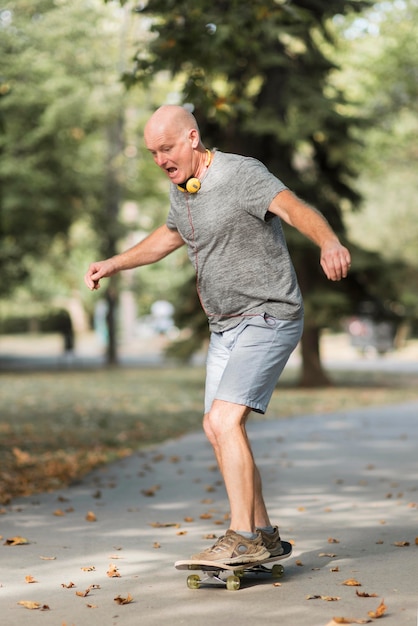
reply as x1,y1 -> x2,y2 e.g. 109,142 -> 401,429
1,0 -> 417,503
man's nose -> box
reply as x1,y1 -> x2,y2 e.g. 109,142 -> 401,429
155,152 -> 167,167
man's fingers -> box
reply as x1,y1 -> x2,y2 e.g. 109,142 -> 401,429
84,267 -> 102,290
321,245 -> 351,281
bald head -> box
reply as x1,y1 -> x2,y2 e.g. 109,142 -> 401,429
144,105 -> 206,186
144,105 -> 200,143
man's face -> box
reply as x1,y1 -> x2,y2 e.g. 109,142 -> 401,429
144,126 -> 196,185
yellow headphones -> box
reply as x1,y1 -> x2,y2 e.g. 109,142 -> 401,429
177,149 -> 212,194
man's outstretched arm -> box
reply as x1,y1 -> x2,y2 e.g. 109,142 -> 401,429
84,224 -> 185,291
269,189 -> 351,282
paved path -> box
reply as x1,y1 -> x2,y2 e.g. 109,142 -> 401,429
1,401 -> 417,625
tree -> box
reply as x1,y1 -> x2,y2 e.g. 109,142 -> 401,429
118,0 -> 372,384
331,0 -> 418,333
0,0 -> 178,363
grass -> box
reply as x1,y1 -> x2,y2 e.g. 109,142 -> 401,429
1,364 -> 418,504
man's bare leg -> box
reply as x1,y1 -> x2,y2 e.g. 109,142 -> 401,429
203,399 -> 271,532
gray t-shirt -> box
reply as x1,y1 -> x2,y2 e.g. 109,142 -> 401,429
166,150 -> 303,332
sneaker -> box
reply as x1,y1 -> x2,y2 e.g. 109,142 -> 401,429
191,529 -> 270,565
257,526 -> 284,557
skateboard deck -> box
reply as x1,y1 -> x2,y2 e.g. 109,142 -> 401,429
175,540 -> 292,590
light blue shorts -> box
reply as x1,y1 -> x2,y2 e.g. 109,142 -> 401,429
204,314 -> 303,415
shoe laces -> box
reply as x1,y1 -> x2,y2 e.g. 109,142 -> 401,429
210,532 -> 240,553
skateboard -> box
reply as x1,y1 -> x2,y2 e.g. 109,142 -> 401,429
175,540 -> 292,590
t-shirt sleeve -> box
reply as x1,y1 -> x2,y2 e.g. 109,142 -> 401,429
166,211 -> 178,231
166,187 -> 179,231
238,158 -> 287,221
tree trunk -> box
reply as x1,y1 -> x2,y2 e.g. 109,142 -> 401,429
298,325 -> 332,387
103,116 -> 124,366
105,279 -> 118,366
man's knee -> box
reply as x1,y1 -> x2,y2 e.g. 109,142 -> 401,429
202,412 -> 215,442
204,401 -> 250,440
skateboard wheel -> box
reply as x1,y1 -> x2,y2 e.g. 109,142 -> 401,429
187,574 -> 201,589
271,564 -> 284,578
226,575 -> 241,591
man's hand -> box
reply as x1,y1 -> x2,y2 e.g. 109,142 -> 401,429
320,241 -> 351,281
84,258 -> 117,291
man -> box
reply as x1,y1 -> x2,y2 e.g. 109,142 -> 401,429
85,104 -> 351,565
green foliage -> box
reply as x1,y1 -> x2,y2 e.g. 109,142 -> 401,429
334,0 -> 418,326
0,0 -> 180,332
0,1 -> 117,295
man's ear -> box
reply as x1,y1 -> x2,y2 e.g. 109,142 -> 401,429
188,128 -> 200,148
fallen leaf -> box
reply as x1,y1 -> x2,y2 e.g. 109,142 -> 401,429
107,563 -> 121,578
328,538 -> 340,544
153,542 -> 161,549
368,599 -> 387,619
86,603 -> 98,608
76,588 -> 91,597
342,578 -> 362,586
319,553 -> 337,558
17,601 -> 50,611
149,522 -> 179,528
114,593 -> 133,605
306,594 -> 340,601
40,555 -> 56,560
81,566 -> 96,572
393,541 -> 409,547
18,601 -> 40,610
141,485 -> 161,497
12,447 -> 32,464
295,560 -> 304,566
25,576 -> 37,584
331,618 -> 371,624
53,509 -> 66,516
4,535 -> 29,546
184,517 -> 194,523
85,511 -> 97,522
356,590 -> 378,598
331,567 -> 340,572
61,582 -> 76,588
